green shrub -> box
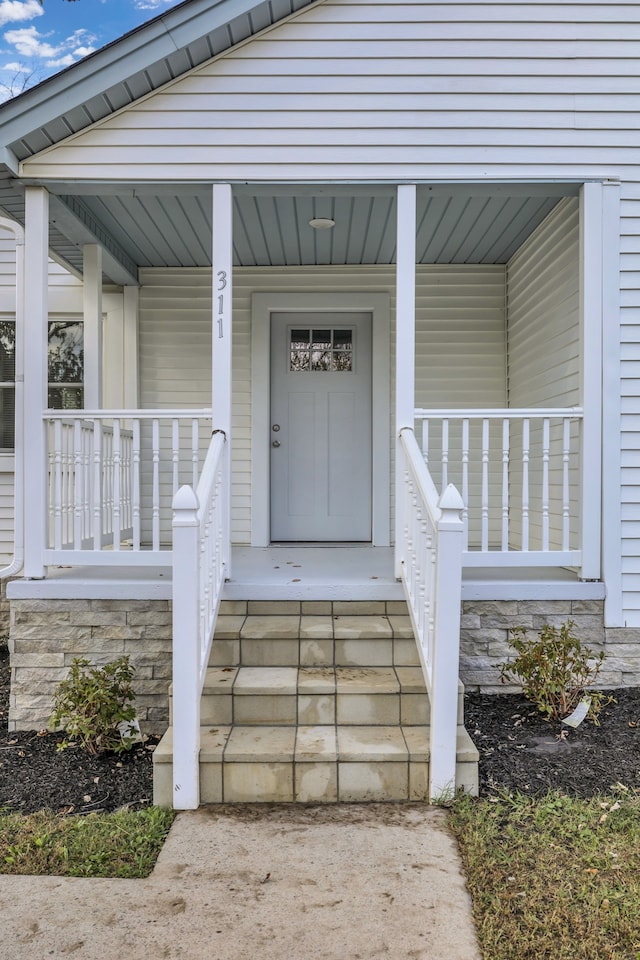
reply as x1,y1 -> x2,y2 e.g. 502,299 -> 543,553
499,620 -> 607,722
50,656 -> 138,754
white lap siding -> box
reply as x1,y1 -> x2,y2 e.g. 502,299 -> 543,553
506,197 -> 580,553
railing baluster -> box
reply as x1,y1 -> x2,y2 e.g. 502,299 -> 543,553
441,419 -> 449,489
421,419 -> 429,468
461,418 -> 469,550
132,419 -> 141,551
562,417 -> 571,551
481,418 -> 489,552
172,419 -> 180,494
152,418 -> 160,551
112,419 -> 122,551
522,418 -> 530,552
501,418 -> 509,551
192,419 -> 200,489
542,418 -> 550,551
53,420 -> 63,551
73,421 -> 83,549
92,419 -> 102,549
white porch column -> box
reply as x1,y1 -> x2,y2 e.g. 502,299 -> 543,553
600,179 -> 623,625
580,182 -> 604,582
395,184 -> 417,577
123,286 -> 139,409
23,186 -> 49,578
83,244 -> 103,409
212,183 -> 233,572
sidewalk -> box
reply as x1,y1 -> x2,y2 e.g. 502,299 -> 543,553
0,803 -> 481,960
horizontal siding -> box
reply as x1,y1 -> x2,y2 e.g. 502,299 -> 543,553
0,471 -> 14,564
506,198 -> 580,551
22,2 -> 640,181
139,263 -> 506,544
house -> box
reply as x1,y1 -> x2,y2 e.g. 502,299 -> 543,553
0,0 -> 635,808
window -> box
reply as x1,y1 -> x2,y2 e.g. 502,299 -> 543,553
289,327 -> 354,372
0,319 -> 84,449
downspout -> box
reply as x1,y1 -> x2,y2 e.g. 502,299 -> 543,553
0,216 -> 25,579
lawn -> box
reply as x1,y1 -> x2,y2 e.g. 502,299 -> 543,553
449,790 -> 640,960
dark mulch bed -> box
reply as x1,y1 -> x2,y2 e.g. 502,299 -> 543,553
1,638 -> 640,812
0,641 -> 157,814
465,688 -> 640,798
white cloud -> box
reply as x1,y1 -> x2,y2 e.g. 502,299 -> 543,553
5,25 -> 58,58
1,59 -> 30,72
0,0 -> 42,28
4,24 -> 96,67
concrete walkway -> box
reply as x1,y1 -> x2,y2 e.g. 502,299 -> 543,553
0,804 -> 481,960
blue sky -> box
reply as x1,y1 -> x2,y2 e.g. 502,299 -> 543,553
0,0 -> 183,100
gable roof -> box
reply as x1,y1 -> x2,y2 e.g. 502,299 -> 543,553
0,0 -> 319,173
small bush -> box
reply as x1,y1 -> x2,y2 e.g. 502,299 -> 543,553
499,620 -> 607,722
50,656 -> 138,755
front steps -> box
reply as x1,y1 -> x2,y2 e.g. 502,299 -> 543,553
153,601 -> 479,805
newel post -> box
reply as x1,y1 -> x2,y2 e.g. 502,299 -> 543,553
172,484 -> 201,809
430,483 -> 464,800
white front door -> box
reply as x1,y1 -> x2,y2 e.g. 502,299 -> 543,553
270,312 -> 372,541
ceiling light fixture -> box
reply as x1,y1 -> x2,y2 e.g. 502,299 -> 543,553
308,217 -> 336,230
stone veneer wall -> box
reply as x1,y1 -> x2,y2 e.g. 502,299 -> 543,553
459,599 -> 640,690
0,578 -> 10,636
8,599 -> 172,732
8,595 -> 640,732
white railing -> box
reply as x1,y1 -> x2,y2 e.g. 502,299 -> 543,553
171,431 -> 228,809
415,408 -> 583,567
398,427 -> 464,800
43,409 -> 212,565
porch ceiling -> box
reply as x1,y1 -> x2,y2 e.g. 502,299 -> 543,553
0,180 -> 578,281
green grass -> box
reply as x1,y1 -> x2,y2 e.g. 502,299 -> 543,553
0,806 -> 175,878
449,790 -> 640,960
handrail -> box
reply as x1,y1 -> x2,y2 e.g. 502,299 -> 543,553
171,430 -> 228,809
415,407 -> 583,418
398,426 -> 464,800
45,408 -> 213,419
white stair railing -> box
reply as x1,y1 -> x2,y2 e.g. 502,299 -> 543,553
398,426 -> 464,800
171,430 -> 228,809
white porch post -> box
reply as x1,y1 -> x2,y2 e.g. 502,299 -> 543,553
580,182 -> 604,581
395,184 -> 417,578
83,244 -> 103,409
212,183 -> 232,575
23,187 -> 49,579
600,179 -> 623,625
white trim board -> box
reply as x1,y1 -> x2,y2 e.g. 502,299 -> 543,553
251,291 -> 391,547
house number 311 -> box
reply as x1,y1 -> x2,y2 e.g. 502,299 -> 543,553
216,270 -> 227,338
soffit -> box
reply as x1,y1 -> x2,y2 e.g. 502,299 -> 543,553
0,181 -> 575,275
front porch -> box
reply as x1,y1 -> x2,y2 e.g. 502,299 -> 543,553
5,180 -> 615,807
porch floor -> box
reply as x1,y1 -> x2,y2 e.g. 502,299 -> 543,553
7,546 -> 606,601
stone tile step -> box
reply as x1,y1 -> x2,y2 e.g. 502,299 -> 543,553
153,725 -> 478,804
210,613 -> 417,668
169,667 -> 465,727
